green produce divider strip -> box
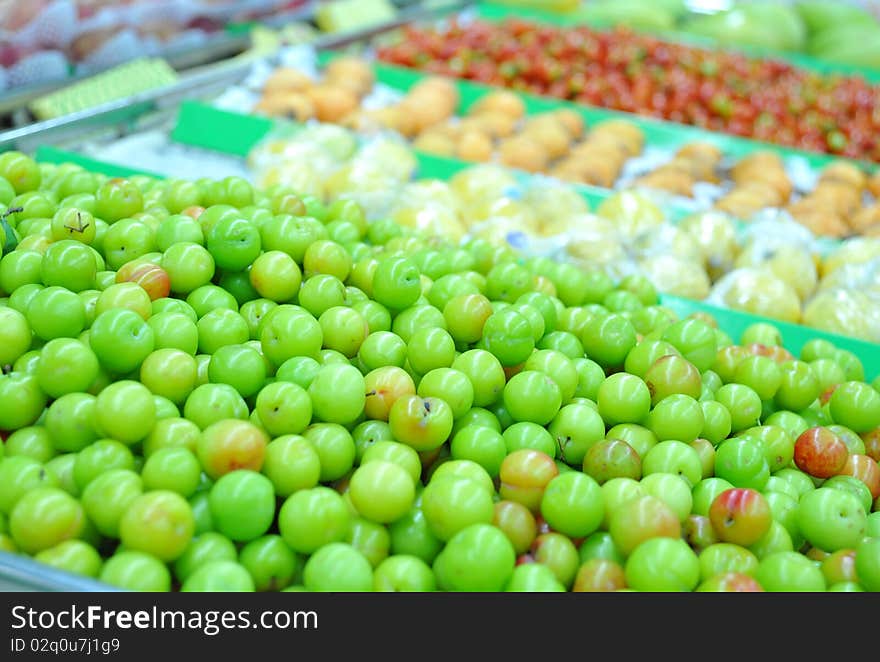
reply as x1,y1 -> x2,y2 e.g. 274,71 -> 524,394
32,103 -> 879,380
170,103 -> 274,157
476,2 -> 880,83
34,146 -> 163,179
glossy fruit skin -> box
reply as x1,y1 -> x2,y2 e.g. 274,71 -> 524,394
303,543 -> 373,592
708,488 -> 772,547
181,560 -> 255,592
9,487 -> 85,555
100,550 -> 171,592
624,538 -> 700,592
855,538 -> 880,592
118,490 -> 194,562
609,495 -> 681,556
421,476 -> 494,542
278,487 -> 350,555
796,488 -> 867,553
434,523 -> 515,592
794,427 -> 850,479
755,551 -> 826,592
209,470 -> 276,542
349,460 -> 415,524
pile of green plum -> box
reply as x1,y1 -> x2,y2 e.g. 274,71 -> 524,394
1,150 -> 879,593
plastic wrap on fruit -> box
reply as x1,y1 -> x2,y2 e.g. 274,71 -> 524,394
449,165 -> 519,213
537,210 -> 603,239
677,210 -> 740,280
563,222 -> 627,271
393,205 -> 467,244
733,240 -> 818,302
742,210 -> 820,249
820,237 -> 880,278
595,190 -> 665,239
323,163 -> 402,219
817,257 -> 880,302
462,195 -> 539,234
254,161 -> 325,199
707,268 -> 802,324
802,289 -> 880,343
467,217 -> 541,252
247,130 -> 342,177
389,185 -> 467,243
630,224 -> 704,264
521,175 -> 590,232
394,180 -> 460,215
297,122 -> 359,162
637,254 -> 712,300
355,134 -> 418,182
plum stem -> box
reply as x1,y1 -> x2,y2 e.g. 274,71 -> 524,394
64,211 -> 90,234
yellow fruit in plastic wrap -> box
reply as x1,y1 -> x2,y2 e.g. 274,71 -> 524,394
638,255 -> 711,300
539,212 -> 598,238
734,242 -> 818,302
595,190 -> 665,239
469,218 -> 539,249
391,203 -> 467,244
631,225 -> 703,264
522,178 -> 591,234
820,237 -> 880,278
564,219 -> 626,269
395,180 -> 460,215
678,210 -> 740,280
255,161 -> 325,199
248,138 -> 340,179
802,289 -> 880,343
449,165 -> 519,212
709,268 -> 802,324
817,257 -> 880,301
302,123 -> 360,162
356,137 -> 418,181
324,163 -> 398,199
461,196 -> 538,234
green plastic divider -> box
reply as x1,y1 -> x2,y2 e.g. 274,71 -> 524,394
661,294 -> 880,382
477,2 -> 880,83
34,146 -> 162,179
171,101 -> 273,156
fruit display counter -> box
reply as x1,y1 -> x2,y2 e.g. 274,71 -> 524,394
1,145 -> 880,593
1,0 -> 879,596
